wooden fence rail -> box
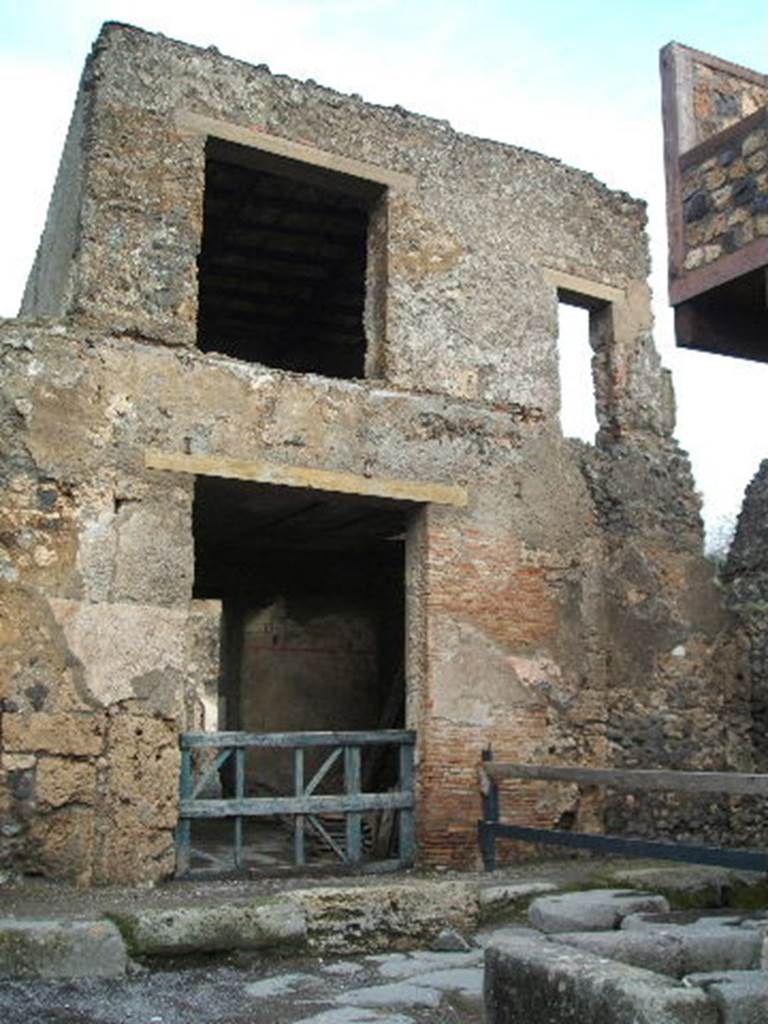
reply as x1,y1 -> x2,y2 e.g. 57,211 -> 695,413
177,729 -> 416,877
478,751 -> 768,874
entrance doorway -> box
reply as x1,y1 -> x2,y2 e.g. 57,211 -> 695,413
189,475 -> 414,871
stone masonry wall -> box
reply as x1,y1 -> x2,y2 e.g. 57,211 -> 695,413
1,23 -> 751,881
681,111 -> 768,273
690,59 -> 768,146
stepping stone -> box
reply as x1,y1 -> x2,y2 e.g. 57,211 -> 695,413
529,889 -> 670,933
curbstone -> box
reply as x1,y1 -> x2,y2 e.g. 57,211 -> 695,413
485,933 -> 720,1023
0,918 -> 128,978
108,897 -> 306,957
289,881 -> 479,955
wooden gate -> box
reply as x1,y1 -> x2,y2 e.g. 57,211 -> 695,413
176,729 -> 416,876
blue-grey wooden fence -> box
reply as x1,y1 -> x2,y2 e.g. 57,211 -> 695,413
176,729 -> 416,876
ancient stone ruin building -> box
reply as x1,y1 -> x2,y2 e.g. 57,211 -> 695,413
0,23 -> 751,884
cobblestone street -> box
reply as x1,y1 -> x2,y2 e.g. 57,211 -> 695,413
0,942 -> 497,1024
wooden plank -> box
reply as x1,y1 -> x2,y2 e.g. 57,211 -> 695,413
306,814 -> 346,861
305,747 -> 342,797
679,106 -> 768,171
175,110 -> 416,192
146,450 -> 467,508
294,748 -> 305,868
675,302 -> 768,363
482,762 -> 768,797
345,746 -> 363,865
485,823 -> 768,873
234,747 -> 245,870
180,729 -> 416,749
670,237 -> 768,305
664,42 -> 768,92
175,747 -> 194,877
660,42 -> 689,282
180,791 -> 413,818
398,741 -> 416,866
192,747 -> 232,800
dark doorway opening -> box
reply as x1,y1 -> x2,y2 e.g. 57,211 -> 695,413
191,476 -> 412,870
197,137 -> 386,378
194,475 -> 409,770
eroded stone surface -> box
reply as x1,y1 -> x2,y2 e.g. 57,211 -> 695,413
528,889 -> 670,933
113,898 -> 306,956
0,918 -> 127,978
485,933 -> 720,1024
291,882 -> 478,954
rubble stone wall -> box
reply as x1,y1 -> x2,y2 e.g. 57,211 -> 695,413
722,458 -> 768,775
689,57 -> 768,147
681,110 -> 768,272
0,23 -> 751,882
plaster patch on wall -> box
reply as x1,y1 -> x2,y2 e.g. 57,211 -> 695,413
48,598 -> 189,709
431,617 -> 540,725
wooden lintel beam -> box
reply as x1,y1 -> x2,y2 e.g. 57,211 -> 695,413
176,110 -> 416,192
145,449 -> 468,508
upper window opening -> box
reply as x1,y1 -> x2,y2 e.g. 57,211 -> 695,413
197,137 -> 386,379
557,292 -> 601,444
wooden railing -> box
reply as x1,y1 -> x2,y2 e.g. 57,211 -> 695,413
176,729 -> 416,876
478,750 -> 768,873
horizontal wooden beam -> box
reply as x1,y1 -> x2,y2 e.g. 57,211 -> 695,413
181,791 -> 412,818
670,237 -> 768,305
176,110 -> 416,192
679,105 -> 768,172
145,450 -> 468,507
481,762 -> 768,797
180,729 -> 416,748
480,822 -> 768,872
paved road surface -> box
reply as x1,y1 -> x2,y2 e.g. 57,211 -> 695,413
0,936 -> 525,1024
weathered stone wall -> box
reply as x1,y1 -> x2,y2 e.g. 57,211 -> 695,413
1,22 -> 750,882
681,111 -> 768,273
722,459 -> 768,775
689,57 -> 768,147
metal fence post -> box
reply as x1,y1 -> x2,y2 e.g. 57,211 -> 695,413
480,747 -> 498,871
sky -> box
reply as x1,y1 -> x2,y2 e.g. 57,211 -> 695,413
1,0 -> 767,550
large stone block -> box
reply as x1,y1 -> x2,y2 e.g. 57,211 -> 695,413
528,889 -> 671,933
26,806 -> 96,885
485,934 -> 719,1024
291,881 -> 479,954
0,919 -> 127,978
3,713 -> 105,757
35,757 -> 97,807
686,971 -> 768,1024
111,898 -> 306,956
